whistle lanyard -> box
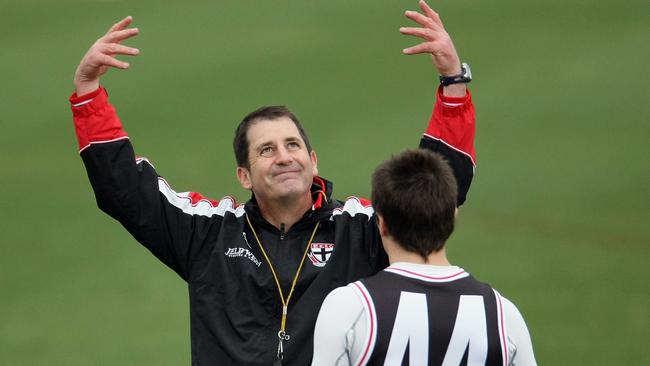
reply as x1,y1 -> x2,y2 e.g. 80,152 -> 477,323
245,214 -> 320,363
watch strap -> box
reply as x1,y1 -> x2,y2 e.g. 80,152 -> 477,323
439,62 -> 472,86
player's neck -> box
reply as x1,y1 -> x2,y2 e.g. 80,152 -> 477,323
385,238 -> 451,266
258,192 -> 313,232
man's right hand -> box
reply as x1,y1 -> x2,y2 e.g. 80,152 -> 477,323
400,1 -> 466,97
74,16 -> 140,96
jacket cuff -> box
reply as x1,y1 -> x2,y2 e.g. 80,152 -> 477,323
426,85 -> 476,165
69,87 -> 128,152
436,85 -> 472,107
69,86 -> 103,106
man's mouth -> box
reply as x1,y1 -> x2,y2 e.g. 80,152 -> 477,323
273,169 -> 300,178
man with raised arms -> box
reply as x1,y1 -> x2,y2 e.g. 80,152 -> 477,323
69,1 -> 477,364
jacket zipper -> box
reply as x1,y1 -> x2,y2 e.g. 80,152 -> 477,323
280,223 -> 286,240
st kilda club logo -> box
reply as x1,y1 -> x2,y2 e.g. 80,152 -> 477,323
308,243 -> 335,267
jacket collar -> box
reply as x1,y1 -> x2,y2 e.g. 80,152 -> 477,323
311,176 -> 332,210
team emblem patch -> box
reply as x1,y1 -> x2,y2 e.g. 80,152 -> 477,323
308,243 -> 335,267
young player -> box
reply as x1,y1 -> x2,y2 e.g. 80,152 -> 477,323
312,149 -> 537,365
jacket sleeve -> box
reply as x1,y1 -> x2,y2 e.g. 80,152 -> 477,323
420,86 -> 476,206
70,87 -> 232,281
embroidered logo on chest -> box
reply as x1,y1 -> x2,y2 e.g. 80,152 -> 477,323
308,243 -> 335,267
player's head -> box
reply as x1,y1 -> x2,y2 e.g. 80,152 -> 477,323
234,106 -> 312,169
234,106 -> 318,203
371,149 -> 457,259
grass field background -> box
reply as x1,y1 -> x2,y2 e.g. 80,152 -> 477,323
1,0 -> 648,364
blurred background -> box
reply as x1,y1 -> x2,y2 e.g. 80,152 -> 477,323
1,0 -> 648,364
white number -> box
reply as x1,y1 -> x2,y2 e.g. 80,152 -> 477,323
384,292 -> 429,366
442,295 -> 488,365
383,293 -> 488,366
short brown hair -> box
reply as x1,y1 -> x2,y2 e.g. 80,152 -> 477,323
371,149 -> 458,259
233,106 -> 312,168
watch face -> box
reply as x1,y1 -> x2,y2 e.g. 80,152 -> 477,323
461,62 -> 472,80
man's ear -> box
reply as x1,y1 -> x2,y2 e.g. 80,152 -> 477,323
236,167 -> 252,190
310,150 -> 318,176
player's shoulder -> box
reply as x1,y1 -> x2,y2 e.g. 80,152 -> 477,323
322,283 -> 363,308
317,283 -> 366,330
493,290 -> 525,318
493,290 -> 538,365
493,289 -> 531,336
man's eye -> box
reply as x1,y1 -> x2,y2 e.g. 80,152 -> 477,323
287,142 -> 300,150
260,147 -> 274,157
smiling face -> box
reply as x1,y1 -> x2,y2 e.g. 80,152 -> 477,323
236,117 -> 318,205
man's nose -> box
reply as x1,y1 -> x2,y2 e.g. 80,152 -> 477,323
275,145 -> 294,164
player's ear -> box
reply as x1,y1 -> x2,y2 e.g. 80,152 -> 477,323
377,214 -> 389,237
236,167 -> 252,190
310,150 -> 318,176
454,207 -> 459,219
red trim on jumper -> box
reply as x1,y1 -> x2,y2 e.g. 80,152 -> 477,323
387,266 -> 467,281
331,196 -> 374,219
188,191 -> 223,208
69,87 -> 128,152
78,136 -> 130,153
158,177 -> 240,213
345,196 -> 372,208
424,86 -> 476,164
353,282 -> 375,366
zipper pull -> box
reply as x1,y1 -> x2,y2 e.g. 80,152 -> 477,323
280,223 -> 285,240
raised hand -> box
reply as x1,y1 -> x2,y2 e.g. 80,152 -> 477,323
74,16 -> 140,96
400,0 -> 463,78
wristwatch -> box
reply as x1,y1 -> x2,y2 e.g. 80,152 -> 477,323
439,62 -> 472,86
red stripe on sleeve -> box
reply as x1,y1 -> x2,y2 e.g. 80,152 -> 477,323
353,282 -> 375,366
69,87 -> 128,152
496,293 -> 509,366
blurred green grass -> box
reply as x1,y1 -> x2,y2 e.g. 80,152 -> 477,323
1,0 -> 648,364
